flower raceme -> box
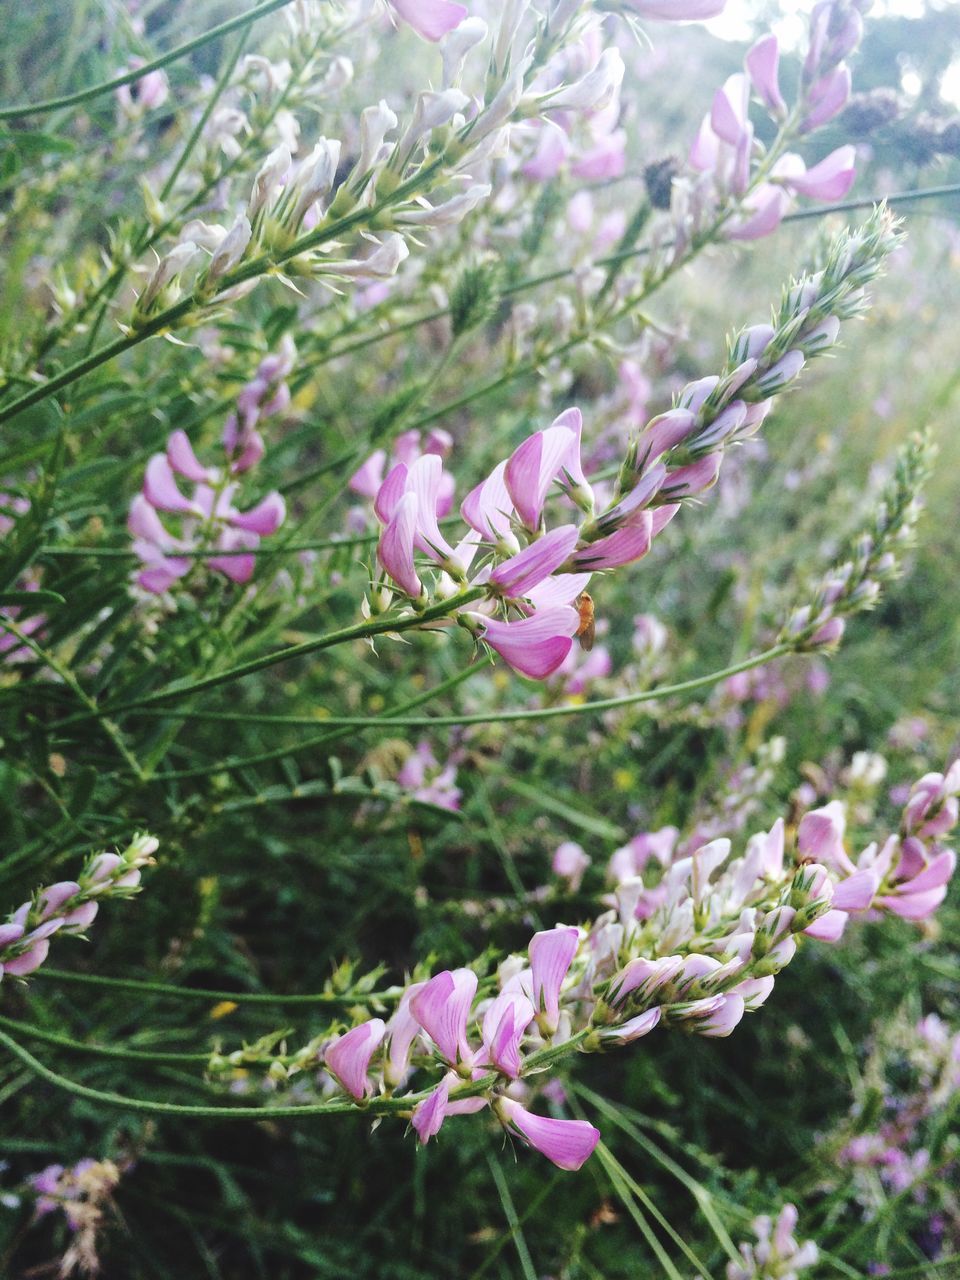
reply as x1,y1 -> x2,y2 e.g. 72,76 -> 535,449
129,343 -> 292,595
367,211 -> 898,681
303,766 -> 958,1172
0,836 -> 157,983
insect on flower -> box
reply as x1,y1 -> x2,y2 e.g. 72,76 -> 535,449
575,592 -> 596,652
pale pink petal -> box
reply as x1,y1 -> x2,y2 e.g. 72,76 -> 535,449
470,607 -> 579,680
529,926 -> 579,1029
230,492 -> 287,535
143,455 -> 200,515
377,491 -> 423,598
409,968 -> 478,1066
389,0 -> 467,41
325,1018 -> 386,1100
167,430 -> 211,483
489,526 -> 580,598
497,1098 -> 600,1171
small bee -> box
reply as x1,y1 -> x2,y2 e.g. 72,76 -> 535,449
575,592 -> 596,652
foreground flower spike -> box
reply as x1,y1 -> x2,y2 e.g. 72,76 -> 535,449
409,968 -> 479,1070
324,1019 -> 387,1100
495,1098 -> 600,1172
529,926 -> 579,1034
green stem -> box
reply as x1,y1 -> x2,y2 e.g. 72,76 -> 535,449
94,586 -> 487,715
0,0 -> 302,120
0,1012 -> 210,1063
129,643 -> 792,736
35,966 -> 404,1007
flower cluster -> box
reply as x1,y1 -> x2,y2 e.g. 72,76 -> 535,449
0,835 -> 157,983
395,740 -> 463,812
837,1012 -> 960,1212
727,1204 -> 819,1280
369,211 -> 898,680
685,1 -> 866,243
224,763 -> 958,1173
25,1158 -> 125,1277
129,342 -> 292,594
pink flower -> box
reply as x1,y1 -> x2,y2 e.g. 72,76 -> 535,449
409,969 -> 478,1068
746,34 -> 786,117
775,146 -> 856,201
481,988 -> 535,1078
552,841 -> 590,891
504,412 -> 587,532
600,1006 -> 662,1044
529,926 -> 579,1032
496,1098 -> 600,1171
324,1018 -> 386,1100
411,1073 -> 487,1143
801,65 -> 851,133
465,608 -> 579,680
388,0 -> 467,41
489,526 -> 581,599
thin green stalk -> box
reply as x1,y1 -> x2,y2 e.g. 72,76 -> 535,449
0,0 -> 303,120
592,1142 -> 687,1280
128,643 -> 792,738
486,1153 -> 539,1280
88,586 -> 488,716
35,966 -> 404,1006
0,1012 -> 210,1063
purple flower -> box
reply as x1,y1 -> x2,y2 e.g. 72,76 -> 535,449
465,607 -> 579,680
746,34 -> 786,117
324,1018 -> 387,1100
529,926 -> 579,1032
489,526 -> 581,599
624,0 -> 726,20
495,1098 -> 600,1171
409,969 -> 478,1069
480,988 -> 535,1078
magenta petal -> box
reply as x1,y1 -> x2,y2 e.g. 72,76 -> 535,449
801,65 -> 851,133
698,993 -> 746,1037
377,491 -> 422,598
325,1018 -> 386,1100
783,145 -> 856,200
143,455 -> 200,515
461,460 -> 515,543
505,426 -> 577,531
831,868 -> 880,912
498,1098 -> 600,1171
899,849 -> 956,895
482,991 -> 534,1078
349,450 -> 387,499
412,1078 -> 451,1142
208,529 -> 258,584
385,982 -> 425,1086
529,925 -> 579,1028
573,515 -> 652,571
489,526 -> 580,598
231,492 -> 286,535
374,462 -> 409,525
604,1007 -> 662,1043
878,887 -> 949,921
167,430 -> 210,483
0,921 -> 25,947
710,73 -> 749,146
803,908 -> 849,942
407,454 -> 455,561
128,493 -> 170,543
471,607 -> 579,680
409,968 -> 478,1066
62,901 -> 99,929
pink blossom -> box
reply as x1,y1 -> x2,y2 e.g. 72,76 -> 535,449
623,0 -> 726,19
496,1097 -> 600,1171
746,34 -> 786,117
466,608 -> 579,680
325,1018 -> 387,1100
529,926 -> 579,1031
388,0 -> 468,42
409,969 -> 478,1068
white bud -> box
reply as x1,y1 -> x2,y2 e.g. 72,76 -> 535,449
441,17 -> 488,88
207,215 -> 252,281
398,183 -> 491,228
248,145 -> 292,219
334,233 -> 409,279
536,48 -> 625,114
356,100 -> 399,180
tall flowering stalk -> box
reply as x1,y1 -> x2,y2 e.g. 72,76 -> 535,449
205,763 -> 958,1170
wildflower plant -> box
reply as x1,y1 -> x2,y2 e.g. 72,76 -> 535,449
1,0 -> 959,1275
